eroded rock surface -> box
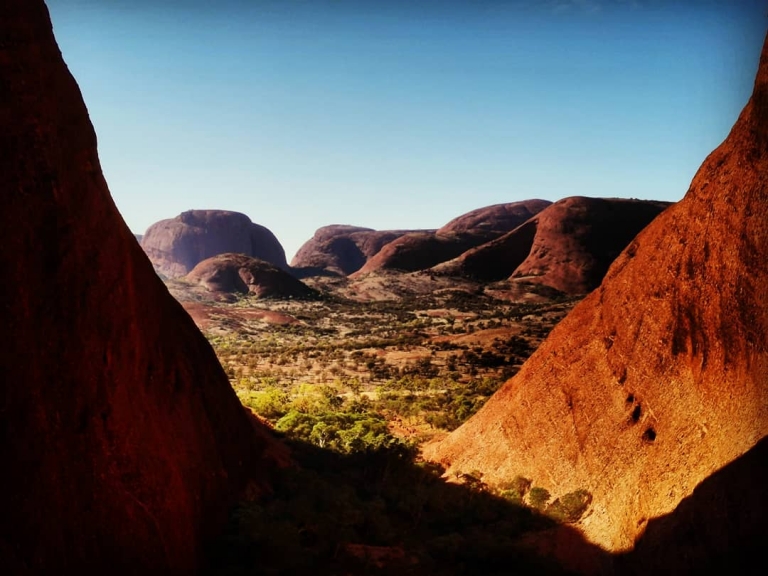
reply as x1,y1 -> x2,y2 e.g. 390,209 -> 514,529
0,2 -> 280,573
427,34 -> 768,565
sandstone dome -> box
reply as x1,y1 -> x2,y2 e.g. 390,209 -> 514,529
142,209 -> 287,278
187,253 -> 318,299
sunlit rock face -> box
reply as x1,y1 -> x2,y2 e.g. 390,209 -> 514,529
0,1 -> 281,573
427,33 -> 768,564
433,197 -> 670,293
142,209 -> 288,278
616,436 -> 768,574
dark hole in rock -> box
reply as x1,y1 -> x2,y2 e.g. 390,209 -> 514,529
643,428 -> 657,442
631,405 -> 642,422
626,394 -> 635,403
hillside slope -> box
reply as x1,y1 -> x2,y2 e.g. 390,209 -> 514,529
427,33 -> 768,562
186,253 -> 317,299
434,197 -> 669,295
354,200 -> 551,276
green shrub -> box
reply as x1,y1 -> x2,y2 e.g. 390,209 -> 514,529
545,489 -> 592,523
275,410 -> 405,454
527,487 -> 551,511
242,386 -> 289,419
498,476 -> 532,504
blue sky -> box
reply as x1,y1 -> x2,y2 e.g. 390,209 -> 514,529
47,0 -> 766,260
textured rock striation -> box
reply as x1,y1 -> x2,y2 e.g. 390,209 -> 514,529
427,34 -> 768,564
434,197 -> 670,294
142,209 -> 288,278
0,2 -> 280,574
186,253 -> 318,299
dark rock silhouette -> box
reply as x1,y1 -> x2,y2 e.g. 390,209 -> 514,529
186,253 -> 318,299
142,209 -> 287,278
0,1 -> 282,573
434,197 -> 670,294
427,33 -> 768,564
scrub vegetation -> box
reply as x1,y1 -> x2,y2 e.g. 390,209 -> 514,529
200,289 -> 587,573
205,291 -> 578,444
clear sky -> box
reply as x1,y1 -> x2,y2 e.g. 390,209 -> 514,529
46,0 -> 766,261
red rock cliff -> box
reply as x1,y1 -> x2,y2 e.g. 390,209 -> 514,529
0,1 -> 278,573
427,33 -> 768,558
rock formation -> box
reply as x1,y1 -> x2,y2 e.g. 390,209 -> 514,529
186,253 -> 318,300
426,33 -> 768,566
353,200 -> 551,276
617,435 -> 768,574
434,197 -> 670,294
353,232 -> 476,275
141,209 -> 287,278
432,219 -> 539,282
0,1 -> 280,573
290,225 -> 413,276
436,199 -> 551,237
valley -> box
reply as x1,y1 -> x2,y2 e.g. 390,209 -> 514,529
177,281 -> 579,445
3,1 -> 766,574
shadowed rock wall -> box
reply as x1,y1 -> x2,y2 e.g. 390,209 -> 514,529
0,1 -> 278,573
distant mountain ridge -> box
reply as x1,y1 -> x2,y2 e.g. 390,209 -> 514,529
290,200 -> 551,279
434,197 -> 670,294
141,197 -> 669,297
290,225 -> 417,276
